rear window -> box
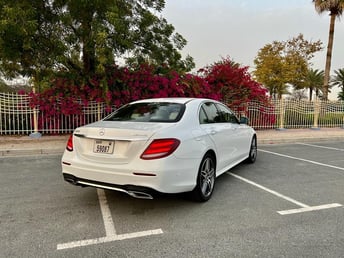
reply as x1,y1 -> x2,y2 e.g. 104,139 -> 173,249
104,102 -> 185,123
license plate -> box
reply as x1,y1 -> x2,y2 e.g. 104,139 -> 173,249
93,140 -> 114,154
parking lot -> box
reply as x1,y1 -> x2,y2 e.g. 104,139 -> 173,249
1,140 -> 343,257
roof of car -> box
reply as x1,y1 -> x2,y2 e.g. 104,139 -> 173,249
131,97 -> 215,105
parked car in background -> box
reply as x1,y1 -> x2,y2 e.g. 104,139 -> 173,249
62,98 -> 257,202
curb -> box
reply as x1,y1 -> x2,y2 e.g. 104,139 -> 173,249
258,136 -> 344,145
0,135 -> 68,157
0,148 -> 65,157
1,129 -> 344,156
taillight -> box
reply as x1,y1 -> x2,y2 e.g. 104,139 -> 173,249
140,138 -> 180,160
66,135 -> 73,151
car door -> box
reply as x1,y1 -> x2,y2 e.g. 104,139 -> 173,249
214,103 -> 251,163
199,102 -> 237,172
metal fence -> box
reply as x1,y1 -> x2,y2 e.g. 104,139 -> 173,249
1,92 -> 344,135
0,92 -> 112,135
245,99 -> 344,129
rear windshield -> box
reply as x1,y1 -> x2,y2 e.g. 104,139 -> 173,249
104,102 -> 185,123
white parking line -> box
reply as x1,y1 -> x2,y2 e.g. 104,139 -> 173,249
227,171 -> 342,216
259,149 -> 344,173
278,203 -> 342,215
97,189 -> 116,236
228,172 -> 309,208
57,189 -> 163,250
297,143 -> 344,151
57,229 -> 164,250
255,149 -> 343,214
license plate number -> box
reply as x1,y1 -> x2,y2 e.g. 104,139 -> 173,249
93,140 -> 114,154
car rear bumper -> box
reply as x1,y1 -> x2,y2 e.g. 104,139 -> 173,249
63,173 -> 157,199
61,156 -> 199,195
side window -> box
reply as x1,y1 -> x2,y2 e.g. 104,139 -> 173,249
199,107 -> 208,124
215,104 -> 239,123
200,102 -> 220,123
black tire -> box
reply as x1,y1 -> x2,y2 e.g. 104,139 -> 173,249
246,136 -> 257,163
190,153 -> 216,202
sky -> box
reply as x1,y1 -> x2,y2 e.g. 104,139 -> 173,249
162,0 -> 344,99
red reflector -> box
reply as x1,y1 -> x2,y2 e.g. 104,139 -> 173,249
140,138 -> 180,160
66,135 -> 73,151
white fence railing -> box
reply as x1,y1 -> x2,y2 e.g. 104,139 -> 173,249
1,92 -> 344,135
243,99 -> 344,129
0,93 -> 113,135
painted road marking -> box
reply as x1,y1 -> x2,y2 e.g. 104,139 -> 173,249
278,203 -> 342,215
57,229 -> 164,250
259,149 -> 344,173
297,143 -> 344,152
227,172 -> 342,215
57,189 -> 163,250
228,172 -> 309,208
97,189 -> 116,236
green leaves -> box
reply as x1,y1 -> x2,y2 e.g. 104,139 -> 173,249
253,34 -> 323,99
313,0 -> 344,15
0,0 -> 193,86
331,68 -> 344,100
313,0 -> 344,99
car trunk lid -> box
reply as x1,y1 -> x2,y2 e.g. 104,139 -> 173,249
73,121 -> 174,164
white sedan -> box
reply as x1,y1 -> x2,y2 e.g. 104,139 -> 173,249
61,98 -> 257,202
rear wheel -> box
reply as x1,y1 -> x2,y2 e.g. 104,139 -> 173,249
190,153 -> 216,202
246,136 -> 257,163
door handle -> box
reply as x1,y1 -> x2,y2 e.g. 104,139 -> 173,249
210,130 -> 216,135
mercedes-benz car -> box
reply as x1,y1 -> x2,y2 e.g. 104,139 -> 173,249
61,98 -> 257,202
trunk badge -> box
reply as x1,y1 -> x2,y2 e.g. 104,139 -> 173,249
99,128 -> 105,136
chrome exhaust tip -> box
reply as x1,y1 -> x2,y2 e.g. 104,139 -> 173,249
127,191 -> 154,200
64,177 -> 78,185
75,180 -> 154,199
63,174 -> 155,200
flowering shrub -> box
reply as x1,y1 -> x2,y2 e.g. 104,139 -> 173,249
197,57 -> 274,126
199,57 -> 269,108
104,64 -> 222,107
28,64 -> 220,114
26,59 -> 274,130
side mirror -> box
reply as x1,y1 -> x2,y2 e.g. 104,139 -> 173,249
240,116 -> 249,124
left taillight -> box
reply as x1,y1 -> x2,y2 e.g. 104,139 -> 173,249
66,135 -> 73,151
140,138 -> 180,160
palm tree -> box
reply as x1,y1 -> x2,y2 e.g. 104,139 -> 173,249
331,68 -> 344,100
313,0 -> 344,100
304,69 -> 324,101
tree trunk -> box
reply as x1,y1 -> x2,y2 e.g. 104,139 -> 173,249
309,87 -> 313,101
323,14 -> 336,100
82,41 -> 96,77
81,18 -> 95,78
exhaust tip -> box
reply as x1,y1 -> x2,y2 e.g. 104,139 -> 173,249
127,191 -> 154,200
65,178 -> 77,185
63,173 -> 78,185
62,174 -> 155,199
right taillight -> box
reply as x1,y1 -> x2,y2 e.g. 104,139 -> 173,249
140,138 -> 180,160
66,135 -> 73,151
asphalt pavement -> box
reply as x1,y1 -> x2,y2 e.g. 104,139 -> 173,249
1,140 -> 344,257
1,127 -> 344,156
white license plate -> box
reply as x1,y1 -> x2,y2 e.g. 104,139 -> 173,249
93,140 -> 114,154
